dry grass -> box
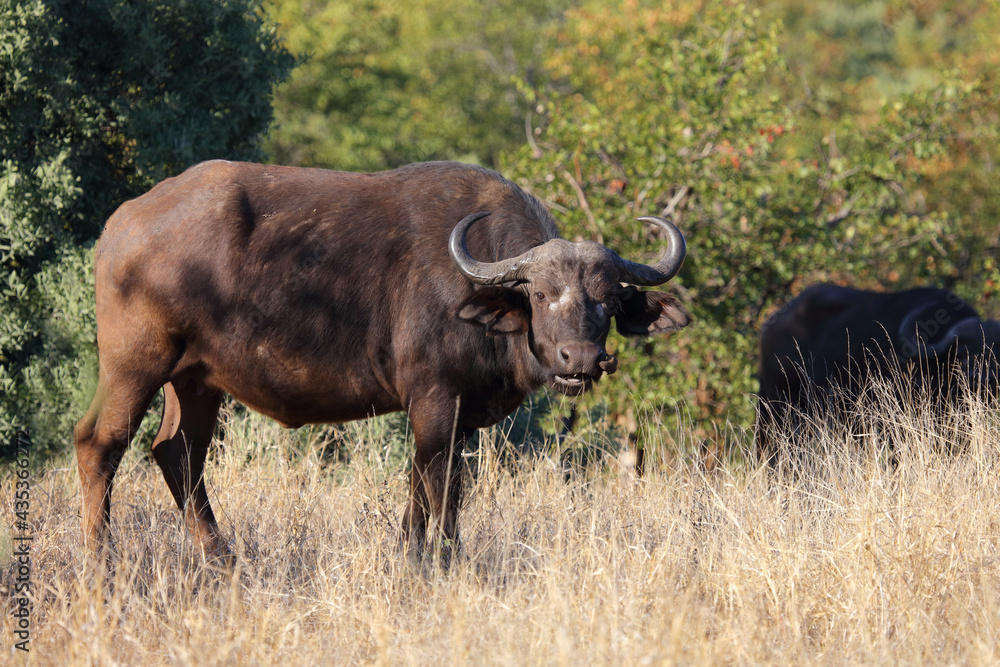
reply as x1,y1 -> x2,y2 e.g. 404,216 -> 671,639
3,393 -> 1000,665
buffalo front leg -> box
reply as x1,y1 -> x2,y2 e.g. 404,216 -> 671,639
151,381 -> 228,560
402,399 -> 469,562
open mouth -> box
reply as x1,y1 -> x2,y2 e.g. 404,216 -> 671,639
551,373 -> 598,395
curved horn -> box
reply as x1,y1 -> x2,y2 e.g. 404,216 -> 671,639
899,311 -> 985,358
943,317 -> 998,355
898,302 -> 934,357
449,211 -> 536,285
615,216 -> 687,286
979,320 -> 1000,350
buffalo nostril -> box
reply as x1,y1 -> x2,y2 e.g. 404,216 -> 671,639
559,343 -> 607,372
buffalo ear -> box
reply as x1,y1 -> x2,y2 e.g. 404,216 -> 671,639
616,287 -> 690,337
457,286 -> 529,335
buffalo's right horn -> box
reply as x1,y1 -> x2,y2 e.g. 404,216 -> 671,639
899,311 -> 986,357
941,317 -> 999,355
614,216 -> 687,287
449,212 -> 537,285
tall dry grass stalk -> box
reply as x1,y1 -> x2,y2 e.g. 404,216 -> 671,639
2,390 -> 1000,665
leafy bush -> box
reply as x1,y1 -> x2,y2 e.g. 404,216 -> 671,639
264,0 -> 573,170
0,0 -> 293,454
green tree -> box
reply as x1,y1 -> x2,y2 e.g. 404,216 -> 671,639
766,0 -> 1000,310
504,0 -> 985,449
0,0 -> 293,454
264,0 -> 571,171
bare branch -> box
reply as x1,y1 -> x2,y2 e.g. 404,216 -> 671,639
660,185 -> 690,219
825,193 -> 860,228
525,110 -> 542,159
562,169 -> 601,243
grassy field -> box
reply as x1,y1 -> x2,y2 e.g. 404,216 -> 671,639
2,392 -> 1000,665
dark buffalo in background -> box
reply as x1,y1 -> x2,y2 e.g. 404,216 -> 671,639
75,160 -> 689,562
756,283 -> 1000,464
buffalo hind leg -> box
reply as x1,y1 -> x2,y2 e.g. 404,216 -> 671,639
74,375 -> 160,557
151,381 -> 228,560
402,400 -> 469,564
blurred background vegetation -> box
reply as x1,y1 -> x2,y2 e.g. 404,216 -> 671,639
2,0 -> 998,460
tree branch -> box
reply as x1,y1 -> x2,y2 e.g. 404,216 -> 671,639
562,169 -> 601,242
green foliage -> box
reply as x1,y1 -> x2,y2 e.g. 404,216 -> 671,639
264,0 -> 572,170
768,0 -> 1000,311
0,0 -> 293,454
504,0 -> 985,444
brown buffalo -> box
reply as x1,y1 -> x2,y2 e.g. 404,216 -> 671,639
756,283 -> 1000,464
75,160 -> 688,560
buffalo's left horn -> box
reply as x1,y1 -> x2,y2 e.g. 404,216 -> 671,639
449,211 -> 537,285
614,216 -> 687,287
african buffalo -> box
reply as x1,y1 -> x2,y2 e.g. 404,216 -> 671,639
756,283 -> 1000,463
75,160 -> 689,560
